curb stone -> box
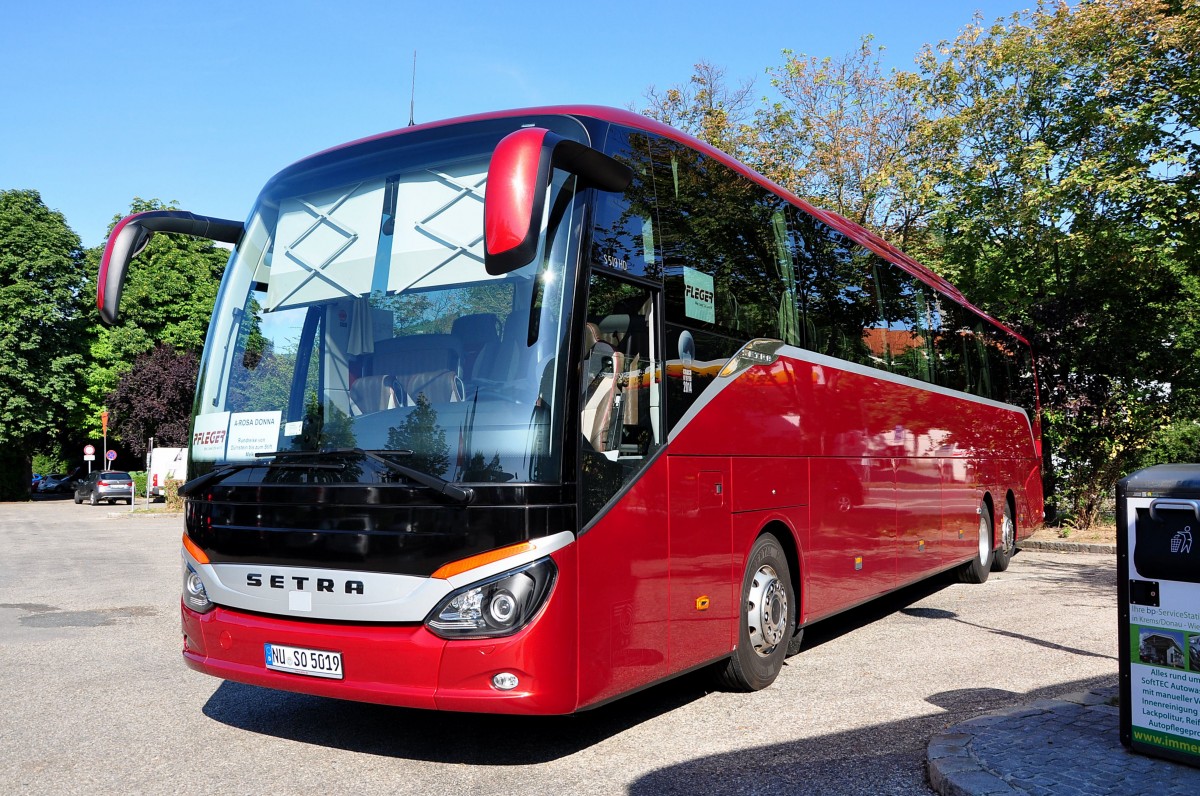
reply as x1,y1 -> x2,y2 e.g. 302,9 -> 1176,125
1017,539 -> 1116,554
926,687 -> 1200,795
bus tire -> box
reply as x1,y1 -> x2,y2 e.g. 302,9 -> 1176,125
991,499 -> 1016,572
718,534 -> 794,692
958,503 -> 994,584
786,625 -> 805,657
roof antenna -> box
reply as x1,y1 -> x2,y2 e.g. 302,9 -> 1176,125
408,51 -> 417,126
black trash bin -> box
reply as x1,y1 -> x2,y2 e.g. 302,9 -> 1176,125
1118,464 -> 1200,767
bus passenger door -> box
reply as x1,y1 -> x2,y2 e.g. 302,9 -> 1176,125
668,456 -> 733,673
576,272 -> 671,705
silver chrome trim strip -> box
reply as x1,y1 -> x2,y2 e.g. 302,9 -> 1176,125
183,531 -> 575,623
667,344 -> 1036,450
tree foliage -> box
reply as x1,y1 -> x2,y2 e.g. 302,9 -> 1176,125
762,37 -> 932,244
106,344 -> 199,458
643,0 -> 1200,527
908,0 -> 1200,526
639,61 -> 758,158
0,189 -> 87,499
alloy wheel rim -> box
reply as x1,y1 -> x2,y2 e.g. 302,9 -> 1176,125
747,564 -> 788,657
978,514 -> 990,562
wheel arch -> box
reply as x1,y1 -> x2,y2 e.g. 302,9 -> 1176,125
756,518 -> 802,630
982,491 -> 997,548
982,488 -> 1019,549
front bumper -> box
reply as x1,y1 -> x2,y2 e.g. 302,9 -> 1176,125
180,546 -> 578,714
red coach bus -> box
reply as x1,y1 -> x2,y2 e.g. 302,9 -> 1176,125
99,106 -> 1042,713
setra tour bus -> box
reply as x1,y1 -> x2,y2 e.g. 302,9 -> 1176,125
98,106 -> 1043,714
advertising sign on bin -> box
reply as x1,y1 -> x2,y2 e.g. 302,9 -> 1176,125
1118,464 -> 1200,768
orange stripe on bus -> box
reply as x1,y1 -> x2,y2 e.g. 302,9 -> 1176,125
431,542 -> 535,580
182,534 -> 210,564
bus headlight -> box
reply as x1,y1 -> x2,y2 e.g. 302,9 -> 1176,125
183,563 -> 214,614
425,558 -> 556,639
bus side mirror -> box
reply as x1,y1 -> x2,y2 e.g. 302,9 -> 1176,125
484,128 -> 633,276
98,210 -> 245,325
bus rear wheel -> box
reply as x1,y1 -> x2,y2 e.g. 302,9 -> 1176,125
718,534 -> 794,692
991,500 -> 1016,572
958,503 -> 994,584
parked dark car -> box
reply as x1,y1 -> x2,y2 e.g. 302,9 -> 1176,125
74,471 -> 135,505
37,473 -> 74,494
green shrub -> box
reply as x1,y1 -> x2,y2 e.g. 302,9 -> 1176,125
1137,420 -> 1200,470
32,452 -> 68,475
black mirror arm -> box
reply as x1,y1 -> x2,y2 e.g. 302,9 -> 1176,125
98,211 -> 244,325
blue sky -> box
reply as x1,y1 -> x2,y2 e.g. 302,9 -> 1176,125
1,1 -> 1022,248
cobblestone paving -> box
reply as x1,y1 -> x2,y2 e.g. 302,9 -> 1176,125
927,688 -> 1200,795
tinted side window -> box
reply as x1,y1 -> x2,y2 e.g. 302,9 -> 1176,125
792,210 -> 883,370
875,262 -> 935,383
654,140 -> 795,343
986,327 -> 1038,418
1012,345 -> 1038,419
981,324 -> 1016,405
591,129 -> 662,280
933,298 -> 990,397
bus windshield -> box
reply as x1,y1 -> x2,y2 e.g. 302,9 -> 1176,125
191,119 -> 584,485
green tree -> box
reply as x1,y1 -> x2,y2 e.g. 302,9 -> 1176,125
639,61 -> 759,159
908,0 -> 1200,526
80,198 -> 229,439
762,37 -> 933,245
0,189 -> 88,499
1139,420 -> 1200,471
106,344 -> 199,457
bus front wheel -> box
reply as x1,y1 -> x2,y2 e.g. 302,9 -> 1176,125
718,534 -> 794,692
958,503 -> 994,584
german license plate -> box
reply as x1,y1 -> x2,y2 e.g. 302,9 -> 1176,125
264,643 -> 343,679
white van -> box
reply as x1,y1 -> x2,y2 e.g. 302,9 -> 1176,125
148,447 -> 187,499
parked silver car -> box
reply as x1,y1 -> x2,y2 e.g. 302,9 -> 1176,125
74,471 -> 135,506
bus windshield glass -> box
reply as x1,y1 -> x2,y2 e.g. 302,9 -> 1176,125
191,118 -> 585,485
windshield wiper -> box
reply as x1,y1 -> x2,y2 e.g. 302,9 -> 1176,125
178,458 -> 345,497
261,448 -> 475,504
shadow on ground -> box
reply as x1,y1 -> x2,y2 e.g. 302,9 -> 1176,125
203,668 -> 713,765
627,674 -> 1119,795
201,551 -> 1117,774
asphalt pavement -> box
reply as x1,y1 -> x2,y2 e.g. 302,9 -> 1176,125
1,497 -> 1121,795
